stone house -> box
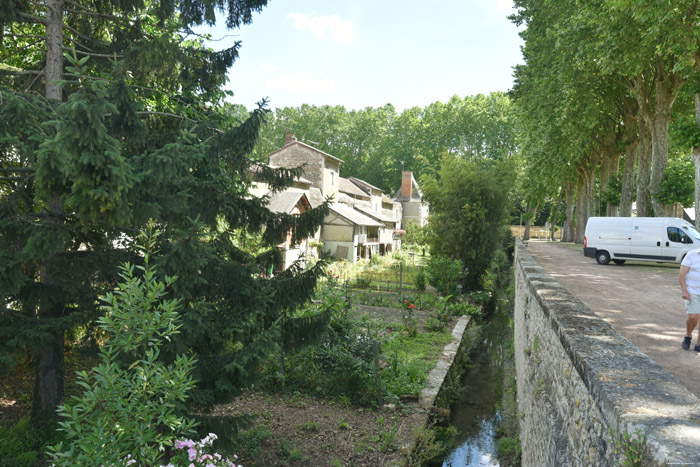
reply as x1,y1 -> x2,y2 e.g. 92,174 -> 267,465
393,171 -> 429,228
267,134 -> 342,201
264,134 -> 403,263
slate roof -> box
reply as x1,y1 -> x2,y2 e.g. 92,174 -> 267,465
266,140 -> 344,165
339,177 -> 370,198
354,205 -> 396,223
328,203 -> 383,227
348,177 -> 382,194
267,191 -> 311,214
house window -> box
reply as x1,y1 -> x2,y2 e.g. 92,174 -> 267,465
330,171 -> 336,187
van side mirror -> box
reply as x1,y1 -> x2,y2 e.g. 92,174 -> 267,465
683,237 -> 693,244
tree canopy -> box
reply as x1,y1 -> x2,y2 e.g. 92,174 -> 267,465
1,0 -> 331,428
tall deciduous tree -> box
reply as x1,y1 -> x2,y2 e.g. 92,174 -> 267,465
1,0 -> 330,428
422,153 -> 516,290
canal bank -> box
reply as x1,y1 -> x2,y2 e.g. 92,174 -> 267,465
441,292 -> 520,467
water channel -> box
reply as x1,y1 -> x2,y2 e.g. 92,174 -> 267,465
441,298 -> 509,467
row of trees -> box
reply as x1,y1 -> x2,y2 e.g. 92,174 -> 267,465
0,0 -> 337,435
511,0 -> 700,242
251,93 -> 519,195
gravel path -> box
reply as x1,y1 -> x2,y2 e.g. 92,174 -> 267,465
525,240 -> 700,399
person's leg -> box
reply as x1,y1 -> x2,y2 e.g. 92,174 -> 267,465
688,313 -> 700,338
683,295 -> 700,349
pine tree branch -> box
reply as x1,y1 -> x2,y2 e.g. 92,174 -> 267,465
0,70 -> 43,76
2,34 -> 45,39
136,111 -> 197,123
65,1 -> 137,25
63,47 -> 124,59
62,24 -> 96,51
0,168 -> 35,173
0,175 -> 34,181
17,12 -> 47,26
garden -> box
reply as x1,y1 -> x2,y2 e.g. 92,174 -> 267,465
0,235 -> 489,467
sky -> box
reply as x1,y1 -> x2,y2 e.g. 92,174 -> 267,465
195,1 -> 524,112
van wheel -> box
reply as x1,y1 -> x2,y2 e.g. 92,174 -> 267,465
612,259 -> 626,265
596,251 -> 611,265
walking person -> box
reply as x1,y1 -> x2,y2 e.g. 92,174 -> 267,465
679,250 -> 700,351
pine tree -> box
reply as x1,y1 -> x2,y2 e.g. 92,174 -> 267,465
1,0 -> 329,427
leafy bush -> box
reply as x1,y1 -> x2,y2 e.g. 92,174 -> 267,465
47,229 -> 197,466
382,353 -> 430,398
0,416 -> 61,466
261,310 -> 382,407
425,255 -> 463,296
354,276 -> 372,289
414,268 -> 427,292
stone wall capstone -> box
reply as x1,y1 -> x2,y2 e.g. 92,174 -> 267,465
515,239 -> 700,466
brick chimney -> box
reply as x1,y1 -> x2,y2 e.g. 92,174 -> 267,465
401,171 -> 413,198
285,134 -> 297,146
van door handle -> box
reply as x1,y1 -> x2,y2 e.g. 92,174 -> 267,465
666,242 -> 669,247
657,241 -> 661,246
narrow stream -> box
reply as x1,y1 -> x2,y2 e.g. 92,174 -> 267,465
442,299 -> 508,467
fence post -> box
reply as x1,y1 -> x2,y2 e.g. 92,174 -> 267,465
399,262 -> 403,294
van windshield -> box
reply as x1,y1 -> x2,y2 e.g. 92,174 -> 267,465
683,225 -> 700,241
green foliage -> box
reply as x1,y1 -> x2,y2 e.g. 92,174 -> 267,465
672,117 -> 700,150
609,428 -> 648,467
404,221 -> 429,248
254,94 -> 519,194
413,268 -> 427,292
425,255 -> 464,296
46,229 -> 197,466
602,173 -> 623,207
406,425 -> 456,466
0,415 -> 62,466
423,153 -> 515,290
232,424 -> 271,459
657,156 -> 694,207
496,436 -> 521,464
2,0 -> 333,425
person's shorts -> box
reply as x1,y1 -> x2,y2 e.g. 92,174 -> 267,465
686,293 -> 700,314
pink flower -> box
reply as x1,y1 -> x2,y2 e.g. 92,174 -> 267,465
188,447 -> 197,461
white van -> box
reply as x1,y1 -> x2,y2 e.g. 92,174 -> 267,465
583,217 -> 700,265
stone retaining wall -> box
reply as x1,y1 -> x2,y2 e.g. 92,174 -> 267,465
515,239 -> 700,466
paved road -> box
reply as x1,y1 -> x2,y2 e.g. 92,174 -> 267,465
525,240 -> 700,399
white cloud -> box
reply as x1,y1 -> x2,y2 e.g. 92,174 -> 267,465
259,63 -> 280,72
286,12 -> 356,44
265,70 -> 339,95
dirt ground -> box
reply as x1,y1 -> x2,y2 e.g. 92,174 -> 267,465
525,240 -> 700,399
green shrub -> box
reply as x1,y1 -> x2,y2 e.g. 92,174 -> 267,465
414,268 -> 426,292
47,228 -> 197,466
0,416 -> 61,466
382,353 -> 430,398
354,276 -> 372,289
425,255 -> 464,296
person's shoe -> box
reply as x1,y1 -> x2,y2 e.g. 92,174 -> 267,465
683,336 -> 692,350
695,344 -> 700,352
